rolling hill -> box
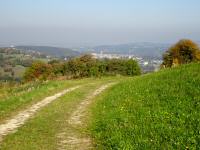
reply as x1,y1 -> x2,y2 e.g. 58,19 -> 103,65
0,63 -> 199,149
90,63 -> 200,149
76,42 -> 170,59
0,48 -> 52,81
15,46 -> 81,58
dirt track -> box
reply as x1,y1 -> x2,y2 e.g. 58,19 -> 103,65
0,86 -> 80,142
57,83 -> 115,150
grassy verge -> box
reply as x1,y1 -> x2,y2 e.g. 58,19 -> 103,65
0,78 -> 118,149
90,63 -> 200,149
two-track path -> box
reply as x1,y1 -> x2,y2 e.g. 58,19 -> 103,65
57,83 -> 115,150
0,82 -> 116,149
0,86 -> 81,142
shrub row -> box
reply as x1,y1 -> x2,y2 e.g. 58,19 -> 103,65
24,55 -> 141,81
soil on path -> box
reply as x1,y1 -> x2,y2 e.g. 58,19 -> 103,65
0,86 -> 80,142
57,83 -> 116,150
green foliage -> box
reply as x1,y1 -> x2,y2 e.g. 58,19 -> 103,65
0,79 -> 97,122
24,61 -> 53,81
125,59 -> 141,76
90,63 -> 200,149
162,39 -> 200,67
0,78 -> 117,149
0,48 -> 52,82
24,55 -> 141,81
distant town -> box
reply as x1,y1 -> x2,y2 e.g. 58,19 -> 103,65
91,51 -> 162,72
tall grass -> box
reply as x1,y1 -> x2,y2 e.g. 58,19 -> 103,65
90,63 -> 200,149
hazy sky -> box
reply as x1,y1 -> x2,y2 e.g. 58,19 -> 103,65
0,0 -> 200,47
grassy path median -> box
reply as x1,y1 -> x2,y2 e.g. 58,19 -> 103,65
0,77 -> 118,150
0,79 -> 90,123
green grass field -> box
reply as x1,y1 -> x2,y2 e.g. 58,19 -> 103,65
0,77 -> 119,149
90,63 -> 200,149
0,63 -> 199,149
0,78 -> 116,122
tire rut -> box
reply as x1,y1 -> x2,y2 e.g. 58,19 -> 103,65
0,85 -> 81,142
57,83 -> 116,150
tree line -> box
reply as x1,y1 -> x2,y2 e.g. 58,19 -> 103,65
24,55 -> 141,81
4,39 -> 200,82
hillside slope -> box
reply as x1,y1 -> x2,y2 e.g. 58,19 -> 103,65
0,78 -> 119,149
0,48 -> 51,81
16,46 -> 81,58
77,42 -> 169,59
90,63 -> 200,149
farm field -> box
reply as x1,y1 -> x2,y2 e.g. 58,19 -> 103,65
0,48 -> 53,81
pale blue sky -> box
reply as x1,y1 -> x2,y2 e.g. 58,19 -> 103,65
0,0 -> 200,47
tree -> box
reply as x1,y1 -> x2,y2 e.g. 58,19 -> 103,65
48,60 -> 64,76
162,39 -> 200,67
23,54 -> 142,81
24,61 -> 53,81
11,70 -> 15,78
107,59 -> 125,75
125,59 -> 141,76
0,54 -> 3,61
79,54 -> 96,77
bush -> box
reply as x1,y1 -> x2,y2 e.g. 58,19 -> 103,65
162,39 -> 200,67
24,55 -> 141,81
24,61 -> 53,81
125,59 -> 141,76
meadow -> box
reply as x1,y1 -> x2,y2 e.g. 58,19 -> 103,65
90,63 -> 200,149
0,63 -> 199,149
0,78 -> 108,122
0,77 -> 119,149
